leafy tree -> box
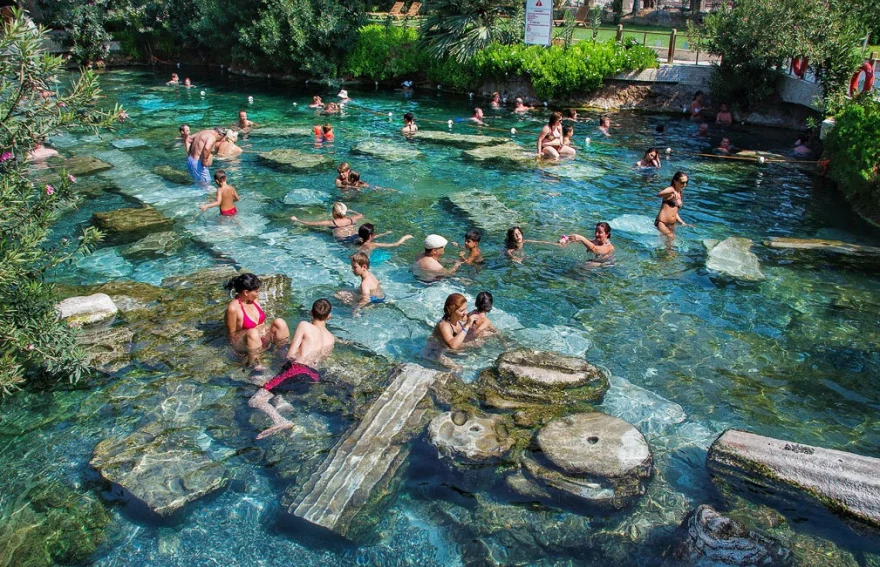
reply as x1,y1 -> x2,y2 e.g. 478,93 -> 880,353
0,11 -> 123,393
420,0 -> 521,63
823,98 -> 880,221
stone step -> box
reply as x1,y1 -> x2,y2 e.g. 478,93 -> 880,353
707,429 -> 880,528
287,363 -> 446,540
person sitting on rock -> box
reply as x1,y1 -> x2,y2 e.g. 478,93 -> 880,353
413,234 -> 463,281
225,273 -> 289,370
248,299 -> 334,440
562,124 -> 576,155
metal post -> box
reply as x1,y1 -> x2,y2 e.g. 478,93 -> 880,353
616,24 -> 623,42
667,29 -> 676,64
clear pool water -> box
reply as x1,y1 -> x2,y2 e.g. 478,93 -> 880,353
3,68 -> 880,566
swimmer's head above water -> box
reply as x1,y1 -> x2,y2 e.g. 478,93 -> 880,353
225,273 -> 261,294
475,291 -> 493,314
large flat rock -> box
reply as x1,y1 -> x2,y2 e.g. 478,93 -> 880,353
258,149 -> 334,171
57,293 -> 118,326
90,421 -> 227,517
412,130 -> 509,149
704,237 -> 764,281
286,363 -> 448,541
463,142 -> 535,166
445,191 -> 520,233
249,126 -> 314,137
91,206 -> 174,244
47,156 -> 112,177
428,410 -> 513,464
764,236 -> 880,260
151,165 -> 192,185
351,141 -> 424,162
707,429 -> 880,528
537,412 -> 653,479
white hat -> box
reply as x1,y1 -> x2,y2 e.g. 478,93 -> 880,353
402,80 -> 413,88
337,89 -> 348,98
424,234 -> 448,249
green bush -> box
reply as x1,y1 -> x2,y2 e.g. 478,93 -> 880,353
463,40 -> 658,100
823,98 -> 880,219
0,11 -> 123,393
344,24 -> 427,80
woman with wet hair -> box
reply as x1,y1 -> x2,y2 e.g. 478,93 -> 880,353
224,273 -> 289,369
290,202 -> 363,242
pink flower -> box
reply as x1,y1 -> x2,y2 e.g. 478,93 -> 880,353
45,184 -> 54,195
118,110 -> 129,122
67,174 -> 77,183
27,344 -> 35,351
58,102 -> 66,108
0,151 -> 11,162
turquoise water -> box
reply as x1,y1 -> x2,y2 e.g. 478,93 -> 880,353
3,68 -> 880,565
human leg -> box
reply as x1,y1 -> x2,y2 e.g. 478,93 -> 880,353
248,388 -> 295,439
542,146 -> 560,159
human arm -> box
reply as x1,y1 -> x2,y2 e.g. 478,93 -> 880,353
200,187 -> 223,211
523,238 -> 562,247
372,234 -> 413,248
290,216 -> 336,227
437,314 -> 480,350
225,302 -> 240,337
676,214 -> 688,227
567,233 -> 599,253
232,187 -> 240,202
286,322 -> 308,360
657,186 -> 675,199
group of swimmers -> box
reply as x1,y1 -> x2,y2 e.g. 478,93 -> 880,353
167,86 -> 709,439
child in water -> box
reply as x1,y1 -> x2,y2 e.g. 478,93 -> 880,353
356,223 -> 413,254
351,252 -> 384,312
335,162 -> 350,187
466,291 -> 496,342
345,171 -> 369,189
200,170 -> 240,216
314,123 -> 334,142
453,229 -> 484,264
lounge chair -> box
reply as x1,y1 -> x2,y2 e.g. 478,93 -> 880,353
403,2 -> 422,18
367,1 -> 405,18
553,5 -> 589,27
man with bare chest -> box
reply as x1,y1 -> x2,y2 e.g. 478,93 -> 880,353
187,128 -> 223,183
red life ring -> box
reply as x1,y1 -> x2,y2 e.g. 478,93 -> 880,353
791,57 -> 808,78
849,62 -> 875,96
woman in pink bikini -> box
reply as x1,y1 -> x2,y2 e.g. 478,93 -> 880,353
225,273 -> 289,368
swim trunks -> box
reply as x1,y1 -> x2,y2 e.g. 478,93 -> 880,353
370,296 -> 385,304
186,156 -> 211,183
262,361 -> 319,391
220,207 -> 237,216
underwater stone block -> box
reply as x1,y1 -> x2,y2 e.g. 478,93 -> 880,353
124,231 -> 183,258
151,165 -> 192,185
704,237 -> 764,281
666,505 -> 791,566
411,130 -> 508,149
249,126 -> 314,137
428,411 -> 514,464
91,206 -> 174,243
477,349 -> 608,413
462,143 -> 536,166
57,293 -> 119,326
764,237 -> 880,261
707,429 -> 880,529
90,421 -> 227,517
352,141 -> 424,162
445,191 -> 520,233
52,156 -> 113,177
257,149 -> 333,171
286,363 -> 449,541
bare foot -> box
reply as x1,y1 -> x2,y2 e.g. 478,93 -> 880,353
256,421 -> 295,440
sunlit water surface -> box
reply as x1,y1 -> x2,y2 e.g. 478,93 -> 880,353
3,68 -> 879,566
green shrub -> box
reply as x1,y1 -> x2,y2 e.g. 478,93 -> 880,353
823,98 -> 880,219
344,24 -> 427,80
0,11 -> 123,393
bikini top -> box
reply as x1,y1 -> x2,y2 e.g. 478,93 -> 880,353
332,217 -> 354,228
239,299 -> 266,330
663,194 -> 683,209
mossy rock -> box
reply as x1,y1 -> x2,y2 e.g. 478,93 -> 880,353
258,149 -> 333,171
0,481 -> 110,567
477,349 -> 609,419
152,165 -> 192,185
463,143 -> 535,166
53,156 -> 113,177
412,130 -> 509,149
351,141 -> 424,162
445,191 -> 520,233
250,126 -> 315,137
91,206 -> 174,244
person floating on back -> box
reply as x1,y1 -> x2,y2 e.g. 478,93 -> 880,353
248,299 -> 335,440
200,169 -> 240,216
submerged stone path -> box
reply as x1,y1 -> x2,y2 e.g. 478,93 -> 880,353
288,364 -> 447,540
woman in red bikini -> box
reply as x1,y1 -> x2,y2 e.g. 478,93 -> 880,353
225,273 -> 289,368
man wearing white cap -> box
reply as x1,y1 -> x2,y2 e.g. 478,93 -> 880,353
337,89 -> 350,103
413,234 -> 462,280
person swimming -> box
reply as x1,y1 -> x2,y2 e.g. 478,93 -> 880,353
355,223 -> 413,254
635,147 -> 661,168
290,202 -> 363,242
559,221 -> 615,262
